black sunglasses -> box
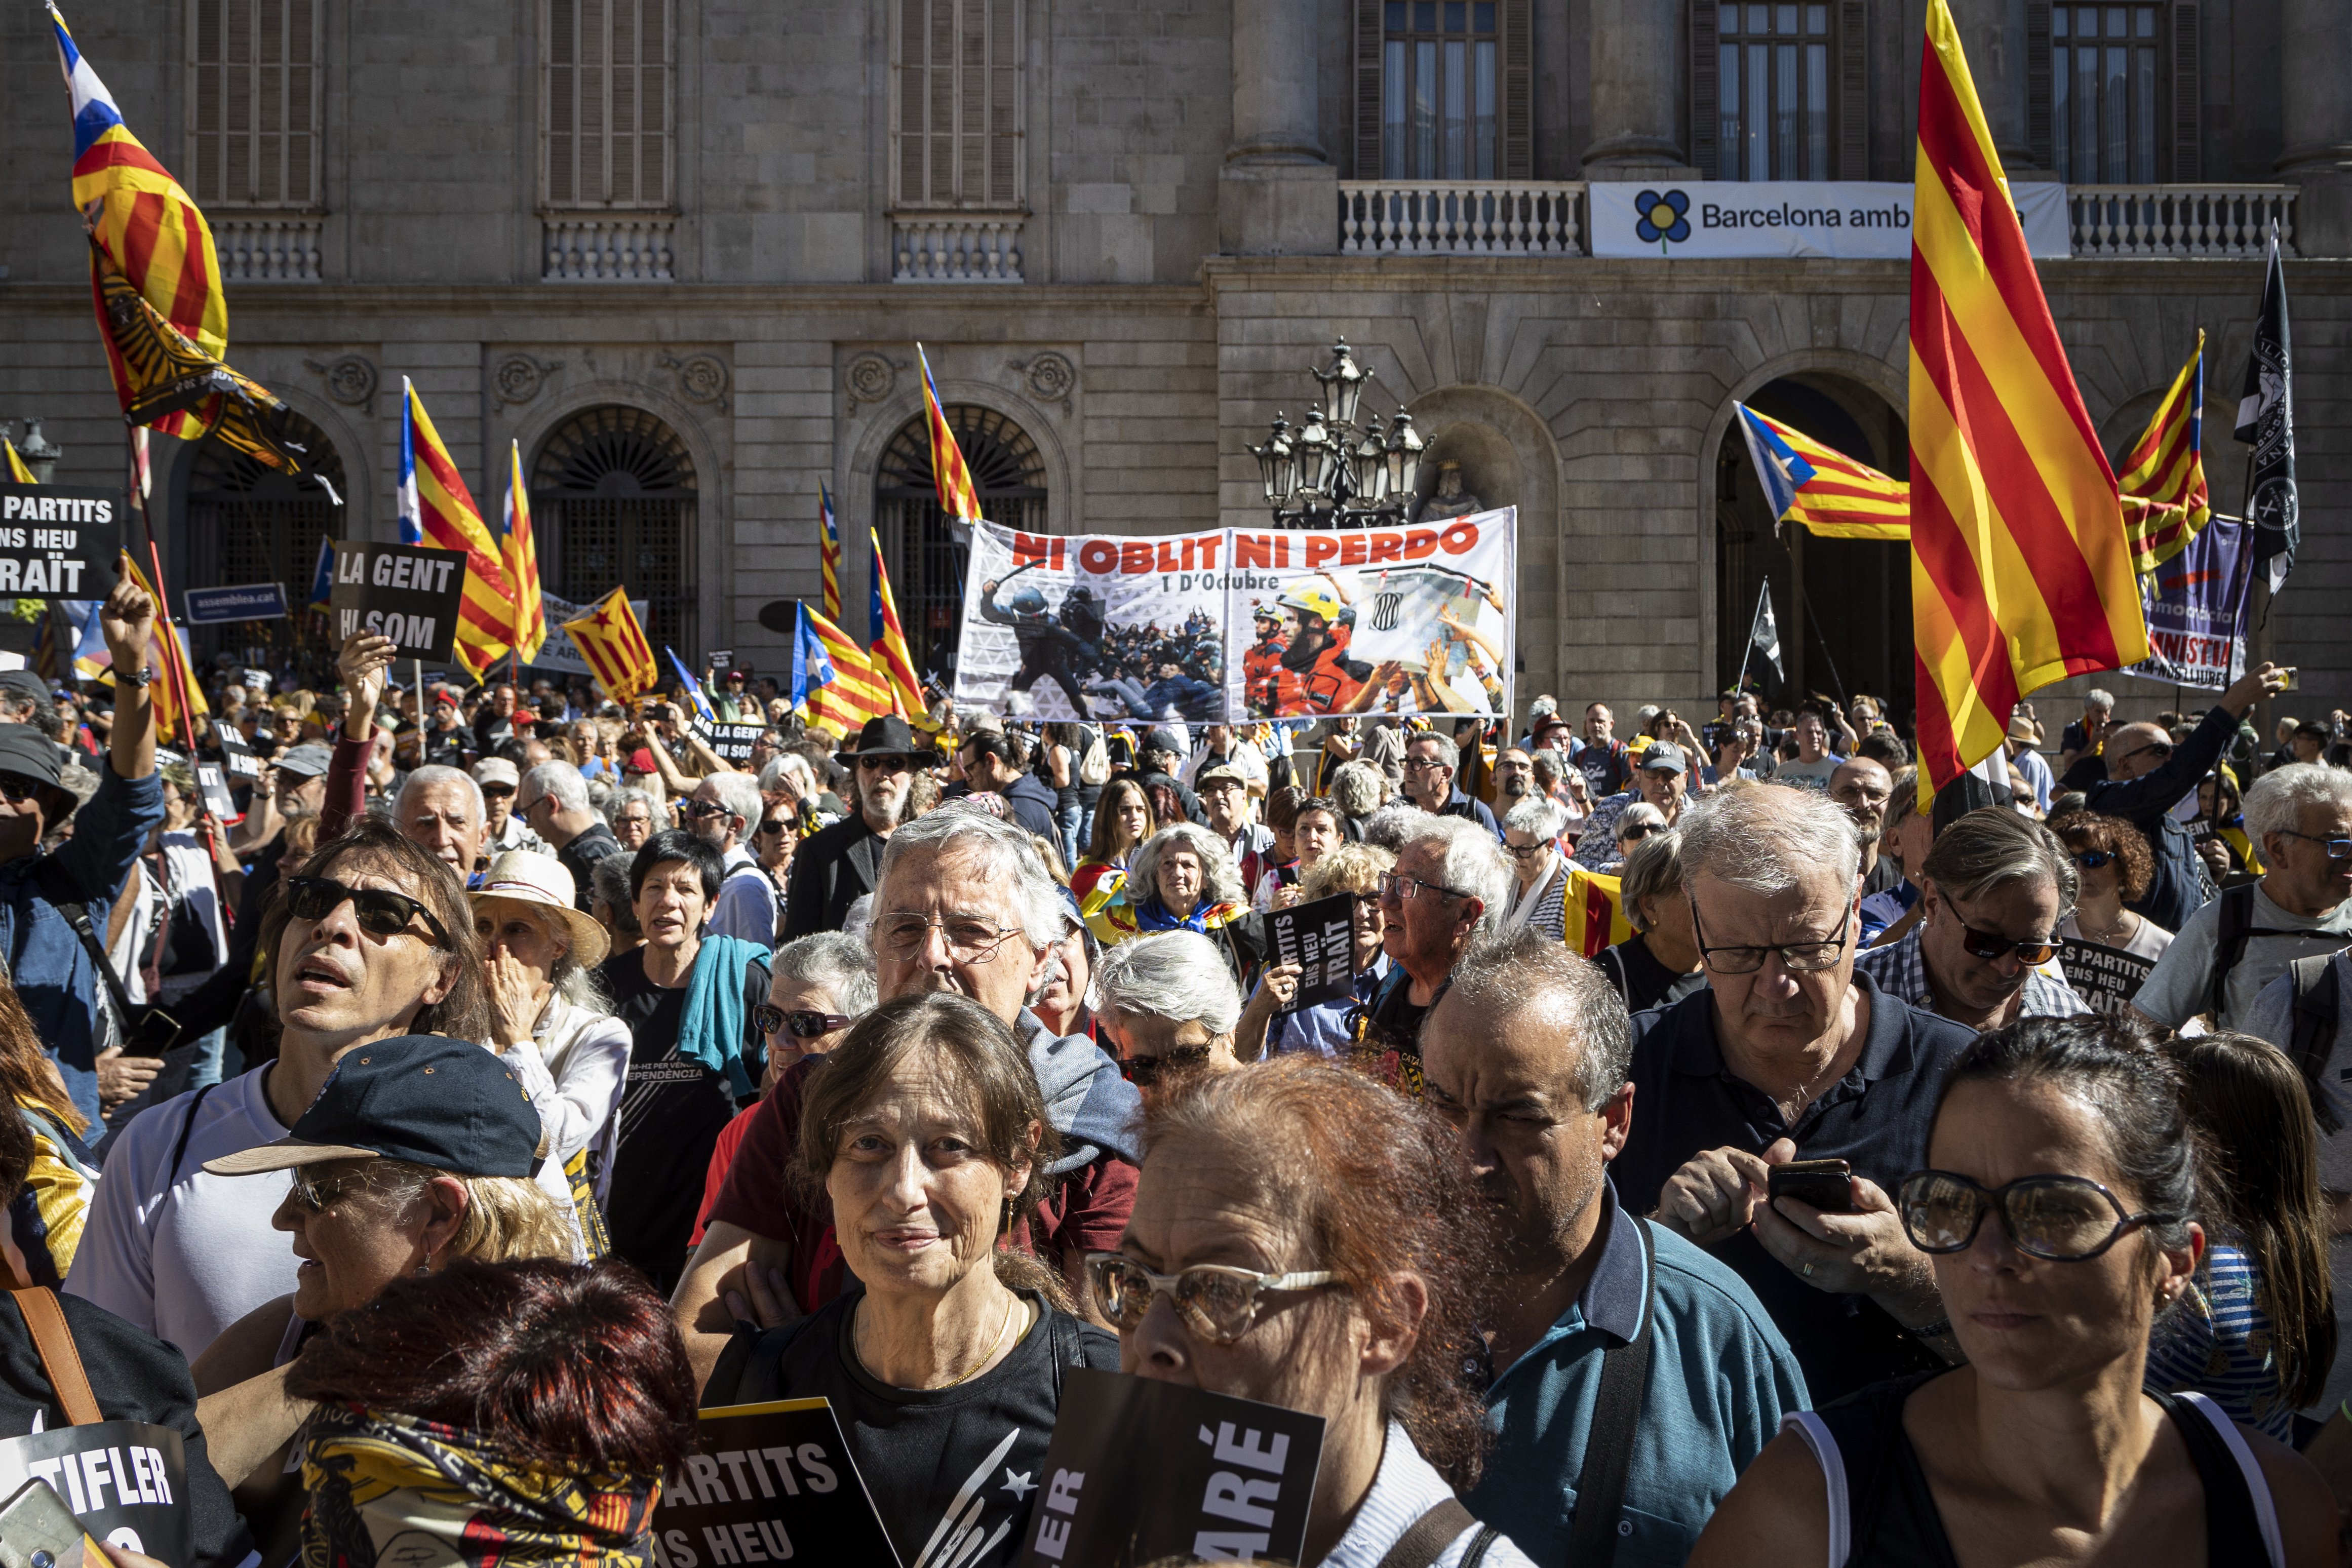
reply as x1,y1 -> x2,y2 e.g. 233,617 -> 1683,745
682,800 -> 733,819
2071,849 -> 2114,871
1118,1045 -> 1211,1087
755,819 -> 791,837
1954,922 -> 2059,966
0,773 -> 45,806
284,877 -> 450,949
754,1005 -> 854,1039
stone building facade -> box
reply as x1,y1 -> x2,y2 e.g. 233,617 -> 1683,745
0,0 -> 2345,722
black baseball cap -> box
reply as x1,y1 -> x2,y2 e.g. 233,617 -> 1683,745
205,1035 -> 543,1180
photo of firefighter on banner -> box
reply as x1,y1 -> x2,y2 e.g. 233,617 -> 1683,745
951,508 -> 1518,721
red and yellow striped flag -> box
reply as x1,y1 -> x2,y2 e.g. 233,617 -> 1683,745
2117,331 -> 2211,575
1908,0 -> 2144,801
868,528 -> 925,717
561,587 -> 658,704
5,442 -> 34,485
803,604 -> 896,732
1565,865 -> 1633,959
500,440 -> 546,665
399,380 -> 513,680
120,552 -> 207,742
918,345 -> 985,523
819,483 -> 842,622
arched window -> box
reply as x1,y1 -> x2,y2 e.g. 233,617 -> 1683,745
874,406 -> 1044,676
186,411 -> 345,657
531,406 -> 697,656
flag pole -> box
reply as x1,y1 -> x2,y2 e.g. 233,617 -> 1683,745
126,427 -> 226,922
1736,578 -> 1769,695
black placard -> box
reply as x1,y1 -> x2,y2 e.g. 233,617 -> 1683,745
709,649 -> 734,670
2058,938 -> 2160,1018
0,1421 -> 193,1567
1013,1368 -> 1323,1568
0,486 -> 124,599
696,722 -> 767,764
1267,892 -> 1358,1010
651,1399 -> 900,1568
326,540 -> 468,662
193,760 -> 242,825
217,728 -> 263,782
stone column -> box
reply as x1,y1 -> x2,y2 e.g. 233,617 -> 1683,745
1583,0 -> 1689,174
2278,0 -> 2352,257
1220,0 -> 1337,254
1946,0 -> 2036,172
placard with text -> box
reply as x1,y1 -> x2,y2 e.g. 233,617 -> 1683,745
1267,892 -> 1358,1011
651,1399 -> 900,1568
0,486 -> 123,599
326,541 -> 469,663
0,1421 -> 192,1568
695,722 -> 767,764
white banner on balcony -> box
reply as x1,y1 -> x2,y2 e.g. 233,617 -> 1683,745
1588,180 -> 2069,260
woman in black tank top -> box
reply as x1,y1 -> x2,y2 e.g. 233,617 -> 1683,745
1690,1016 -> 2336,1567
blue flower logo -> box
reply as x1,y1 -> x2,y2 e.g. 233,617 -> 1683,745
1635,188 -> 1691,253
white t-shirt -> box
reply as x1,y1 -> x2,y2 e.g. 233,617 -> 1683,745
65,1065 -> 297,1360
1774,756 -> 1841,793
2133,885 -> 2352,1030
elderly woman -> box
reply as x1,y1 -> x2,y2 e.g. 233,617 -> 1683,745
589,855 -> 642,956
606,785 -> 660,851
700,993 -> 1118,1568
1607,800 -> 1668,870
1243,842 -> 1396,1061
1692,1015 -> 2336,1567
1593,827 -> 1705,1013
1498,794 -> 1572,940
1095,823 -> 1267,986
472,851 -> 632,1253
2050,811 -> 2173,1016
1328,759 -> 1388,840
1032,910 -> 1095,1041
1094,1057 -> 1539,1565
1091,931 -> 1243,1086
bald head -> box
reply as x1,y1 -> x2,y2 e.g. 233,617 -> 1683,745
2104,723 -> 2173,781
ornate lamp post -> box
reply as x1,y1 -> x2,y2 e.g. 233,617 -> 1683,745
1252,339 -> 1419,528
7,420 -> 61,485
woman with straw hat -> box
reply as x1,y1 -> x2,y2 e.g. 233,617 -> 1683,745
471,851 -> 630,1259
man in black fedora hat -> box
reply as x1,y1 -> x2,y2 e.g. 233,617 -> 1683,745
780,715 -> 942,940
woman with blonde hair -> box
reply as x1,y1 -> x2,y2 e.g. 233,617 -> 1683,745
0,975 -> 98,1285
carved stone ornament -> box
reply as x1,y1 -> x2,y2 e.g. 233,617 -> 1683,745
304,353 -> 378,408
659,352 -> 730,406
843,352 -> 900,414
1015,350 -> 1076,409
492,353 -> 564,406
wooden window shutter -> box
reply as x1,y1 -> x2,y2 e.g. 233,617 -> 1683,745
225,0 -> 252,204
188,0 -> 222,204
611,0 -> 637,205
2171,0 -> 2200,180
579,0 -> 606,202
988,0 -> 1019,205
1503,0 -> 1532,178
641,0 -> 670,207
1354,0 -> 1382,178
896,0 -> 925,206
2025,2 -> 2051,168
1836,0 -> 1866,178
927,0 -> 954,203
286,0 -> 316,205
1691,0 -> 1719,180
547,0 -> 577,206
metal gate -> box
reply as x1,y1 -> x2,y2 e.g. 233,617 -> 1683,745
531,406 -> 697,657
873,406 -> 1046,678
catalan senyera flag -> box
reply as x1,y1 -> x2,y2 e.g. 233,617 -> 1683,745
1909,0 -> 2143,802
399,380 -> 513,679
562,587 -> 659,704
1735,404 -> 1913,541
802,604 -> 895,733
918,344 -> 985,523
819,482 -> 843,622
868,528 -> 924,718
120,553 -> 207,742
1565,865 -> 1633,960
2116,331 -> 2211,575
51,5 -> 227,442
500,441 -> 546,664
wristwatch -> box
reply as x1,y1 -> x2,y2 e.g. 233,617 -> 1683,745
119,665 -> 154,688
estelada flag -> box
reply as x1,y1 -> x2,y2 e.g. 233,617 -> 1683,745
1734,404 -> 1912,541
803,605 -> 895,733
120,553 -> 208,741
1909,0 -> 2143,804
562,587 -> 658,704
500,440 -> 547,664
918,345 -> 985,523
399,380 -> 513,680
2117,332 -> 2211,576
819,482 -> 843,623
868,529 -> 924,718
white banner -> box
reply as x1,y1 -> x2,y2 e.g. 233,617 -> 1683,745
952,509 -> 1518,723
1588,180 -> 2071,260
529,591 -> 651,677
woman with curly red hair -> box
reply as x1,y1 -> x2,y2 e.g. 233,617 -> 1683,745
2050,811 -> 2174,1017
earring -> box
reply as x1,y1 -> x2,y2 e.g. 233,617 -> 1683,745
1001,1195 -> 1014,1239
417,1246 -> 433,1277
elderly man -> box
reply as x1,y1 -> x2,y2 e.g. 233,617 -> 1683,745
518,760 -> 622,911
780,715 -> 936,941
1853,806 -> 2089,1029
1401,731 -> 1501,835
1183,723 -> 1269,794
472,757 -> 547,856
2133,762 -> 2352,1032
1196,761 -> 1274,874
676,804 -> 1142,1383
1575,742 -> 1689,869
1359,814 -> 1512,1093
1613,785 -> 1978,1403
1424,929 -> 1807,1562
2059,686 -> 2115,772
691,770 -> 776,947
2004,713 -> 2055,813
394,765 -> 489,882
2080,662 -> 2288,930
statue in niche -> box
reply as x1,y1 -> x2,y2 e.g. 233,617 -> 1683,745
1414,460 -> 1485,524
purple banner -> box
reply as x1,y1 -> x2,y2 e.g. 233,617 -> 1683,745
2129,515 -> 2253,691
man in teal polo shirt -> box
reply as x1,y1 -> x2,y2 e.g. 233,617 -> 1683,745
1424,927 -> 1807,1563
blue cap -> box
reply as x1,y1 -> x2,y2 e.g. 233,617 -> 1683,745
204,1035 -> 542,1180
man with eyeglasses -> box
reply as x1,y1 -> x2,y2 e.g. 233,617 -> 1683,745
1355,816 -> 1513,1094
1401,732 -> 1501,835
1614,785 -> 1979,1404
690,771 -> 777,949
2076,662 -> 2289,932
780,715 -> 938,942
517,761 -> 622,912
1573,741 -> 1690,870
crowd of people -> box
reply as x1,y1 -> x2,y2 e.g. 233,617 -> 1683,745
3,595 -> 2351,1566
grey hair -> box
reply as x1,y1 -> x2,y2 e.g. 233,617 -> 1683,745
1503,794 -> 1569,842
1446,927 -> 1633,1112
1616,803 -> 1667,841
520,761 -> 587,813
1329,760 -> 1387,819
1618,828 -> 1687,934
760,753 -> 818,796
1920,806 -> 2077,917
877,803 -> 1066,946
1530,750 -> 1567,788
1407,731 -> 1460,771
771,932 -> 879,1017
702,770 -> 765,827
1128,822 -> 1248,910
1677,781 -> 1861,894
1360,802 -> 1428,852
2245,763 -> 2352,850
603,786 -> 659,830
1089,930 -> 1243,1037
589,856 -> 639,936
397,765 -> 483,826
2084,688 -> 2115,710
1527,695 -> 1558,722
1396,814 -> 1515,938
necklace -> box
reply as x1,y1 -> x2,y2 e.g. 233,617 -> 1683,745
2080,908 -> 2135,946
938,1291 -> 1024,1388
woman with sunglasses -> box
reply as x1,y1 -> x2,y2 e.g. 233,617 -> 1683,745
699,993 -> 1117,1568
1594,827 -> 1707,1013
1095,1055 -> 1539,1565
2051,811 -> 2174,1018
1613,801 -> 1669,869
1090,931 -> 1243,1088
1691,1015 -> 2338,1567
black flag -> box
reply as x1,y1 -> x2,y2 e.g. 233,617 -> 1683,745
2233,229 -> 2297,594
1749,578 -> 1785,683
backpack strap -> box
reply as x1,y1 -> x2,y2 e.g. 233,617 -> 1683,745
2169,1390 -> 2284,1568
1781,1413 -> 1852,1568
10,1287 -> 101,1426
2207,883 -> 2264,1022
1374,1499 -> 1485,1568
2289,954 -> 2343,1134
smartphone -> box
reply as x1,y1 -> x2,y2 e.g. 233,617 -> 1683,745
1767,1158 -> 1855,1213
0,1478 -> 107,1568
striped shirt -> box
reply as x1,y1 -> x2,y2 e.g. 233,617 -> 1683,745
2145,1242 -> 2291,1442
1853,925 -> 2091,1023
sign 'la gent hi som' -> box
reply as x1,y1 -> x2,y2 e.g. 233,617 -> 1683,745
327,539 -> 472,663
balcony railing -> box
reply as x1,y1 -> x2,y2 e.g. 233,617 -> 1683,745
891,213 -> 1026,282
1339,181 -> 1584,256
214,217 -> 323,282
2068,185 -> 2296,258
542,216 -> 676,281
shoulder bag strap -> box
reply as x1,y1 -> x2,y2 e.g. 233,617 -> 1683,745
2290,955 -> 2344,1134
32,856 -> 143,1040
1781,1412 -> 1852,1568
1564,1216 -> 1657,1568
2170,1390 -> 2284,1568
10,1287 -> 101,1426
1373,1498 -> 1481,1568
165,1081 -> 222,1187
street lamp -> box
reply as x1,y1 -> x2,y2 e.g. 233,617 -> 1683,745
1253,338 -> 1416,528
1384,410 -> 1424,503
1312,338 -> 1366,429
11,420 -> 60,485
1248,414 -> 1297,508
